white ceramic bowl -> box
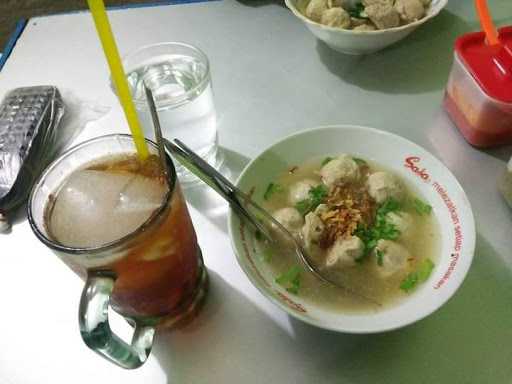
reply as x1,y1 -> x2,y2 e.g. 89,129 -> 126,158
285,0 -> 448,55
228,125 -> 475,333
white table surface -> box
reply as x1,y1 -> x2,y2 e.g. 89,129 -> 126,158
1,1 -> 512,383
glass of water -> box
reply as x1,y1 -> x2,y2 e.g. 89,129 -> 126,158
114,42 -> 221,184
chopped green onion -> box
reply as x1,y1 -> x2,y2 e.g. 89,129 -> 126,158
400,258 -> 435,293
276,265 -> 301,285
412,198 -> 432,215
378,198 -> 402,216
294,184 -> 328,216
353,157 -> 367,166
379,222 -> 400,240
276,265 -> 302,294
417,258 -> 435,282
263,182 -> 284,200
309,184 -> 328,204
366,238 -> 377,250
321,156 -> 334,166
348,2 -> 368,19
400,272 -> 418,292
354,198 -> 402,258
295,200 -> 311,216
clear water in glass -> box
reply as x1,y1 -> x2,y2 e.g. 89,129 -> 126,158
127,54 -> 220,184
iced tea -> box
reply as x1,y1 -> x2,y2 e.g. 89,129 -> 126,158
44,152 -> 204,322
28,135 -> 207,368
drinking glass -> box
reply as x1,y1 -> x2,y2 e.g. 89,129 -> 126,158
115,42 -> 222,184
28,134 -> 208,369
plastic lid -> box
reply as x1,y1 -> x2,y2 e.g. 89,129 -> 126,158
455,26 -> 512,103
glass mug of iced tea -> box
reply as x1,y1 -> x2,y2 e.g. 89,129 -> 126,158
28,134 -> 207,369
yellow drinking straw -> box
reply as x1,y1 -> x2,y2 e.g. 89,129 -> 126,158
87,0 -> 149,160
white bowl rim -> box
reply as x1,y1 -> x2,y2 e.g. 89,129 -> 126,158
284,0 -> 448,35
227,124 -> 476,334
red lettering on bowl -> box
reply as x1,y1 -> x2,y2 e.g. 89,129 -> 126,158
276,292 -> 307,313
404,156 -> 430,181
432,181 -> 464,289
434,253 -> 460,289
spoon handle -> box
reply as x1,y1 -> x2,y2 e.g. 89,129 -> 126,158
143,84 -> 172,182
164,139 -> 272,240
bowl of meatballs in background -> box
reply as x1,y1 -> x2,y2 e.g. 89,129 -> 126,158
228,125 -> 475,333
285,0 -> 448,55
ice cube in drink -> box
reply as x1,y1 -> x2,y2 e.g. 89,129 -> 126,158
48,168 -> 167,248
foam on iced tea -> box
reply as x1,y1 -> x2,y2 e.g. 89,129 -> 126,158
45,154 -> 202,321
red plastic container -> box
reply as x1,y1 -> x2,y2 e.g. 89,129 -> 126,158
444,26 -> 512,147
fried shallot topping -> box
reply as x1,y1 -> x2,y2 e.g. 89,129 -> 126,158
319,184 -> 376,248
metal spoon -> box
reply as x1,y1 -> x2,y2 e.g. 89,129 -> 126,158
164,139 -> 381,306
143,83 -> 171,183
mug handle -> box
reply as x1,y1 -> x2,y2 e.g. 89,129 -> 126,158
78,272 -> 155,369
